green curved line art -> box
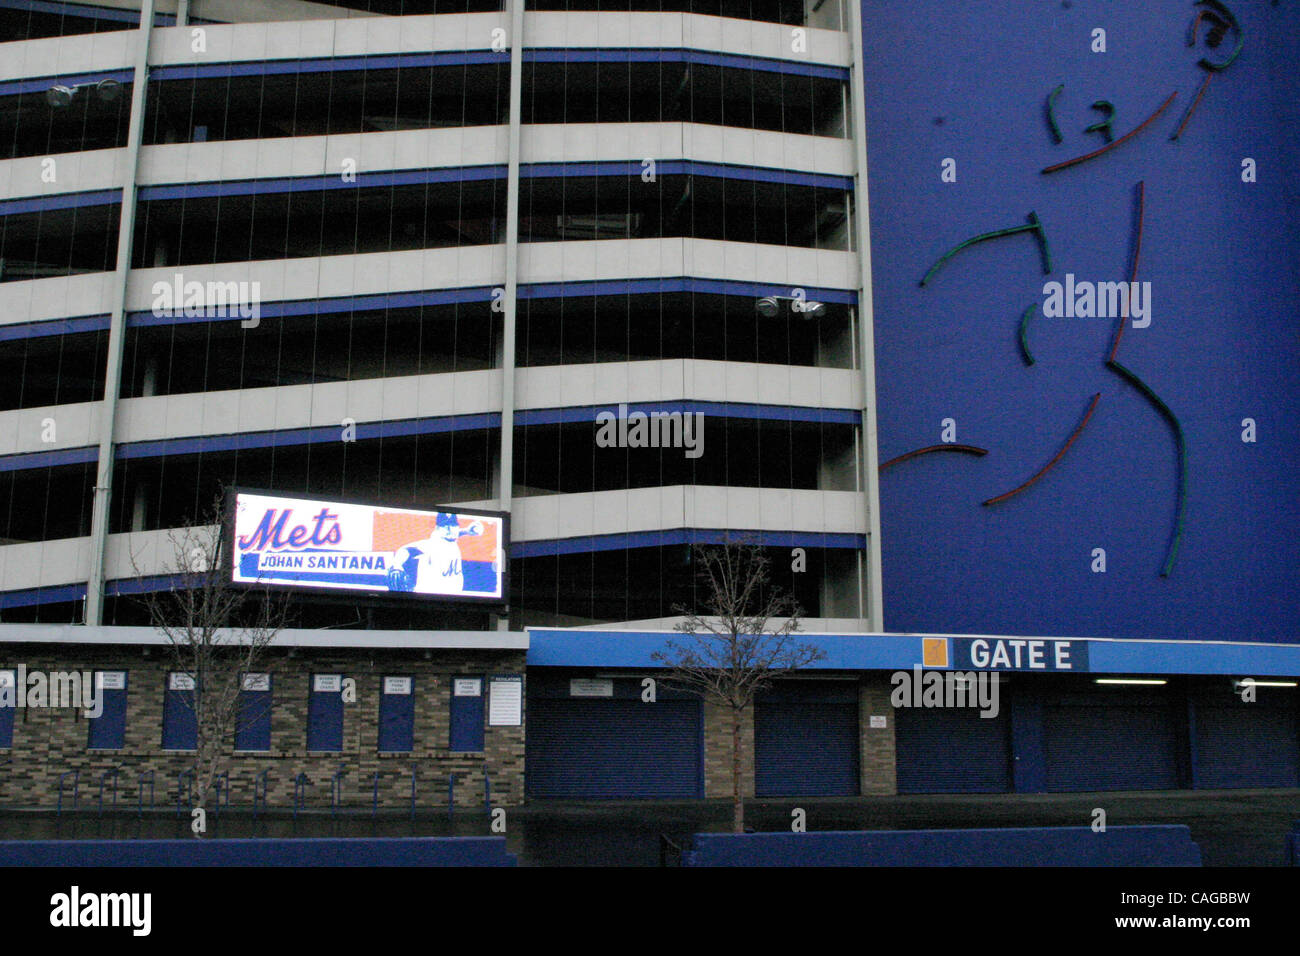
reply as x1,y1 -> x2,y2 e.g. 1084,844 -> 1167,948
1084,100 -> 1116,143
1107,360 -> 1188,577
1194,0 -> 1243,71
920,211 -> 1052,287
1018,303 -> 1037,365
1046,84 -> 1065,144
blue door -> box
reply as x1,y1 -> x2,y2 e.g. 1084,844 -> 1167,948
162,673 -> 197,751
379,676 -> 414,753
307,674 -> 344,752
450,676 -> 484,752
0,670 -> 15,749
87,671 -> 128,750
236,673 -> 272,752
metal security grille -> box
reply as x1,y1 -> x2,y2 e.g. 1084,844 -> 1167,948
1195,697 -> 1299,789
894,706 -> 1012,794
1043,703 -> 1179,792
526,697 -> 703,798
754,703 -> 859,796
754,681 -> 859,797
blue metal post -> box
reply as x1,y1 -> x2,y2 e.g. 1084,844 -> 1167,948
213,772 -> 229,818
448,772 -> 455,817
484,771 -> 491,813
293,773 -> 308,819
409,766 -> 416,820
97,767 -> 120,815
57,770 -> 79,816
372,772 -> 380,817
176,769 -> 194,817
137,770 -> 154,817
254,769 -> 270,818
331,764 -> 346,816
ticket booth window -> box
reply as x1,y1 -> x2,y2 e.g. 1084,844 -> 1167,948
162,673 -> 197,751
450,677 -> 485,752
379,676 -> 414,753
307,674 -> 344,752
0,670 -> 15,749
236,673 -> 272,752
87,671 -> 128,750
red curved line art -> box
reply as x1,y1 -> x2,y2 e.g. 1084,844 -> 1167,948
1107,180 -> 1146,362
878,444 -> 989,471
1171,70 -> 1213,141
1041,91 -> 1178,174
982,393 -> 1101,506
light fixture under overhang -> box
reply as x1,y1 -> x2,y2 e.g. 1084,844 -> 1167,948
1094,678 -> 1167,685
1233,678 -> 1298,688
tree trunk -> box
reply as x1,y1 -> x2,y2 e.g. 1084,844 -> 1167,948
732,707 -> 744,834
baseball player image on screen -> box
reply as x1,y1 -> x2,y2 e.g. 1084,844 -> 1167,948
385,512 -> 484,595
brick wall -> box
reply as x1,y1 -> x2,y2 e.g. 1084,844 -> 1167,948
0,645 -> 526,810
859,678 -> 897,795
703,700 -> 754,798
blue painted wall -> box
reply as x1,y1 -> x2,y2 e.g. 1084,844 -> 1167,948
864,1 -> 1300,641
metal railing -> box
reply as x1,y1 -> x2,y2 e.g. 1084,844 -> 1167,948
330,765 -> 346,815
56,769 -> 79,816
213,771 -> 230,817
252,769 -> 270,819
659,834 -> 685,867
137,770 -> 155,817
97,766 -> 121,815
293,773 -> 309,819
175,769 -> 193,817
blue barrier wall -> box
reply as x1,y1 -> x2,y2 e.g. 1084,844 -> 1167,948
0,836 -> 516,867
865,2 -> 1300,642
684,825 -> 1202,867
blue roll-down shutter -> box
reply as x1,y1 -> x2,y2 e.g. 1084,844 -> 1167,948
1043,686 -> 1180,792
754,681 -> 860,797
1194,685 -> 1299,789
379,676 -> 415,753
87,671 -> 128,750
526,677 -> 703,798
0,669 -> 15,748
307,674 -> 344,752
162,672 -> 197,751
894,701 -> 1013,794
236,673 -> 272,752
450,677 -> 485,752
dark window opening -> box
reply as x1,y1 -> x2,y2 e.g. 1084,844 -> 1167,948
0,329 -> 108,411
514,418 -> 855,495
0,84 -> 132,160
517,292 -> 853,368
109,427 -> 495,534
0,202 -> 120,282
0,462 -> 94,544
121,302 -> 498,397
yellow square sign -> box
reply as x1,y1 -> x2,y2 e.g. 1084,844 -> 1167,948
922,638 -> 949,668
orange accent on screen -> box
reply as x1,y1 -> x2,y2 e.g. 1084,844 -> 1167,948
372,512 -> 438,552
458,520 -> 498,562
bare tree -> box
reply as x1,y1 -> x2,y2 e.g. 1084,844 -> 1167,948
130,491 -> 289,833
651,542 -> 825,834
